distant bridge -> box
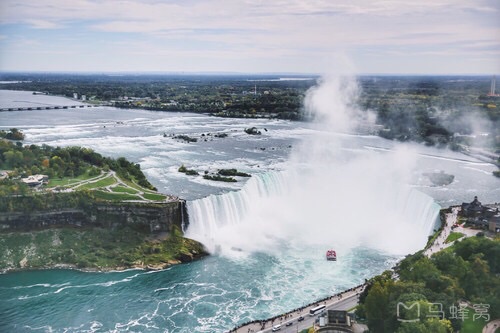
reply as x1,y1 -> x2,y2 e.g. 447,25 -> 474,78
0,104 -> 105,112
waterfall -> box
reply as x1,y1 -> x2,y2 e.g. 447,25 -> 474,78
185,171 -> 290,251
185,75 -> 445,256
186,170 -> 441,255
397,188 -> 441,235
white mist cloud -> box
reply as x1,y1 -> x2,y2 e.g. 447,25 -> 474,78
303,75 -> 360,133
188,73 -> 439,257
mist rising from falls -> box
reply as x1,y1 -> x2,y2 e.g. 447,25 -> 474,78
186,75 -> 441,256
186,169 -> 440,256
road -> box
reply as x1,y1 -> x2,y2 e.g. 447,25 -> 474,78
234,286 -> 363,333
277,294 -> 359,333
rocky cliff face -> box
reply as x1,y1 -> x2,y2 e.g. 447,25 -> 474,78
0,201 -> 186,233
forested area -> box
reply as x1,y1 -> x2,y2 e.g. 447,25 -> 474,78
0,73 -> 498,150
356,236 -> 500,333
0,138 -> 155,198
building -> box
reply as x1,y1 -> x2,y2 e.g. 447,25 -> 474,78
461,196 -> 500,231
21,174 -> 49,187
316,310 -> 353,333
73,93 -> 78,99
81,95 -> 86,101
489,211 -> 500,233
461,196 -> 484,217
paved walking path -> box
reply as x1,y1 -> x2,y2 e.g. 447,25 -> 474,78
424,206 -> 480,257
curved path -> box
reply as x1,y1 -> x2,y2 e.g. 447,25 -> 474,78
483,320 -> 500,333
55,171 -> 175,202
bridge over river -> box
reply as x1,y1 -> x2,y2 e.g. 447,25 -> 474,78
0,104 -> 105,112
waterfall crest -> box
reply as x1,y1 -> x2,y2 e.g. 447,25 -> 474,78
186,170 -> 440,255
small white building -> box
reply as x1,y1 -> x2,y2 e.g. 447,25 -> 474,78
81,95 -> 86,101
73,93 -> 78,99
21,174 -> 49,187
0,171 -> 9,180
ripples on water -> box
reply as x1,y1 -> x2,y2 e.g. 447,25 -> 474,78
0,95 -> 498,332
0,249 -> 399,332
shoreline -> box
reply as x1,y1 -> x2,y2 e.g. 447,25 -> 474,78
0,225 -> 209,275
0,251 -> 208,275
230,284 -> 366,333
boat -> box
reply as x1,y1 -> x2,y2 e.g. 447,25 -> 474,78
326,250 -> 337,261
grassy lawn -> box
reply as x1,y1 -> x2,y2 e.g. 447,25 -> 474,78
111,185 -> 138,194
45,173 -> 166,203
92,190 -> 141,201
78,175 -> 117,190
445,231 -> 465,244
461,312 -> 488,333
123,179 -> 146,191
123,179 -> 158,194
143,192 -> 167,201
47,171 -> 97,188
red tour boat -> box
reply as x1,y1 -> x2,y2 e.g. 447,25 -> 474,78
326,250 -> 337,261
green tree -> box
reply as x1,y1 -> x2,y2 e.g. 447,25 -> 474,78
365,279 -> 393,332
3,150 -> 24,167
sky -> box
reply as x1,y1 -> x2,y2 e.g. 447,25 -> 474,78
0,0 -> 499,75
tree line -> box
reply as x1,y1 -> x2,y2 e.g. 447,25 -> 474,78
356,236 -> 500,332
0,139 -> 155,198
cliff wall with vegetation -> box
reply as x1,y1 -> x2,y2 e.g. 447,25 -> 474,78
0,200 -> 185,232
0,200 -> 206,272
0,139 -> 205,272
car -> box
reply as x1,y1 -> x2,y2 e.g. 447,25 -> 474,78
286,321 -> 293,326
272,324 -> 281,331
298,316 -> 304,322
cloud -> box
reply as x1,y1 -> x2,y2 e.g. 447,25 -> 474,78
25,19 -> 63,29
0,0 -> 498,73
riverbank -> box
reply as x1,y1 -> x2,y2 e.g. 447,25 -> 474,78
0,225 -> 208,274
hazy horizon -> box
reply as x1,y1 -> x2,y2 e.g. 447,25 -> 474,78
1,0 -> 499,75
0,71 -> 498,77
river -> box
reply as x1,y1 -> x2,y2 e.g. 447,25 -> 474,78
0,90 -> 498,332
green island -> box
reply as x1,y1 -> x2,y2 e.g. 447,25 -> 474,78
178,164 -> 252,182
356,235 -> 500,333
0,132 -> 207,272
